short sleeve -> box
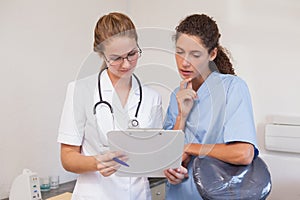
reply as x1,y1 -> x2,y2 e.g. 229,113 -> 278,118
57,82 -> 85,145
223,78 -> 258,149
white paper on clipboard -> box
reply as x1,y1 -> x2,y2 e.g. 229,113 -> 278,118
107,129 -> 184,177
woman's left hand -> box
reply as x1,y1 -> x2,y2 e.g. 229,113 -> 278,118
164,166 -> 188,185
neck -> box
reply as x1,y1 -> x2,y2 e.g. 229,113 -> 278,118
107,69 -> 132,107
192,69 -> 212,91
107,69 -> 132,89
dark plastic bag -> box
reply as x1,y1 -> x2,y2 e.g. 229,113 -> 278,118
193,156 -> 271,200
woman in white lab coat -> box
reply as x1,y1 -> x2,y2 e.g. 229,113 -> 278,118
57,12 -> 162,200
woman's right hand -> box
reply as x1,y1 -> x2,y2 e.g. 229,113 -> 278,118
176,78 -> 197,120
94,151 -> 127,177
164,166 -> 188,185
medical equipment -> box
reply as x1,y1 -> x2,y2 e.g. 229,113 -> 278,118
9,169 -> 42,200
93,67 -> 142,128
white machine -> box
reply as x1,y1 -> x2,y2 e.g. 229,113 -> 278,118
9,169 -> 42,200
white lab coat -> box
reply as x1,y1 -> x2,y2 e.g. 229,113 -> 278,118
58,70 -> 163,200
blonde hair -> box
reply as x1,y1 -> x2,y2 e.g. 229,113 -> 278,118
93,12 -> 138,70
93,12 -> 138,53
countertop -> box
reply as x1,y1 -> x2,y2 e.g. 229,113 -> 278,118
1,181 -> 76,200
42,178 -> 166,199
40,181 -> 76,199
1,178 -> 166,200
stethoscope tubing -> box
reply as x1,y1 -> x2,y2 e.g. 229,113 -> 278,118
132,73 -> 142,118
93,67 -> 142,127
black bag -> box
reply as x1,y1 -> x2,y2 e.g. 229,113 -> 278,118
193,156 -> 272,200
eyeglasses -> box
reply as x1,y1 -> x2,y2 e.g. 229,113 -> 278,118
104,47 -> 142,66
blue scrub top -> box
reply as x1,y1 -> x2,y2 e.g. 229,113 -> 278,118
163,72 -> 258,200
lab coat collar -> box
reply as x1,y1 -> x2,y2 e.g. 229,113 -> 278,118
93,69 -> 114,105
128,74 -> 141,110
100,69 -> 114,93
100,69 -> 140,95
94,69 -> 141,110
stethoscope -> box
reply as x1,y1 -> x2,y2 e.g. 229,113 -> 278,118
93,67 -> 142,129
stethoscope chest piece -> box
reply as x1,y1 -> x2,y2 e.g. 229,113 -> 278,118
128,119 -> 139,129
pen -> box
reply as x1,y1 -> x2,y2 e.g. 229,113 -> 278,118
112,157 -> 129,167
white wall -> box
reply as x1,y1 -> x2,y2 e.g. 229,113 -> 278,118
129,0 -> 300,122
0,0 -> 128,198
1,0 -> 300,199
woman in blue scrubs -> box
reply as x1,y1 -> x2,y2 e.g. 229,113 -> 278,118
163,14 -> 259,199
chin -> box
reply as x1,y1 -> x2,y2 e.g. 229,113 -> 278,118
119,72 -> 132,79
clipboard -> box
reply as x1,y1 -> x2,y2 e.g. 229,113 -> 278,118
107,129 -> 184,177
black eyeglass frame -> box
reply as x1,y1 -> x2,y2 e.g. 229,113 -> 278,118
103,46 -> 142,66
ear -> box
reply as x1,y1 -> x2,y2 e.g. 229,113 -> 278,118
209,47 -> 218,61
99,52 -> 108,63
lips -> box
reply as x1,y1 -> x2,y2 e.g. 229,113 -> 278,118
119,69 -> 130,73
180,69 -> 193,77
119,68 -> 134,73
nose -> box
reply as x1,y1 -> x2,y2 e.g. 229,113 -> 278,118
121,57 -> 131,68
182,56 -> 191,67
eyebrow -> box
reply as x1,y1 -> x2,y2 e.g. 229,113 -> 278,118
108,47 -> 137,57
175,46 -> 184,51
191,50 -> 202,54
176,46 -> 202,54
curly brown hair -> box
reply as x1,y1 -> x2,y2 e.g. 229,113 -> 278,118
175,14 -> 235,75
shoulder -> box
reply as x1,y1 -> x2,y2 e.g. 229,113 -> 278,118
166,86 -> 180,103
215,72 -> 249,90
141,84 -> 162,103
169,86 -> 180,96
73,73 -> 98,88
68,74 -> 97,92
65,74 -> 97,101
214,73 -> 252,100
142,84 -> 161,97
